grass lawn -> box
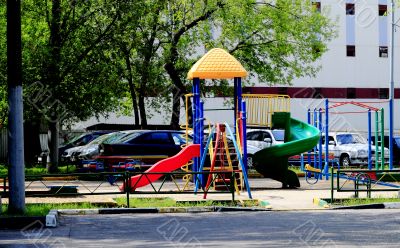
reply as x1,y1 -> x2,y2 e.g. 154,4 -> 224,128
329,195 -> 400,206
0,164 -> 76,177
1,202 -> 100,216
114,197 -> 259,208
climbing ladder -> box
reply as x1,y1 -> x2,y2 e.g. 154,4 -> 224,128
375,108 -> 385,170
180,93 -> 195,190
205,124 -> 242,193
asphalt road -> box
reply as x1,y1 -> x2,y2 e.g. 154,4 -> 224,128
1,209 -> 400,247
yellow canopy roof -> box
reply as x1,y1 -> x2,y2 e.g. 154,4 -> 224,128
187,48 -> 248,80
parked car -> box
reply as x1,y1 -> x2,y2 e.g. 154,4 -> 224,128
322,132 -> 389,167
371,135 -> 400,166
99,130 -> 190,158
75,130 -> 139,161
246,129 -> 285,168
59,131 -> 111,159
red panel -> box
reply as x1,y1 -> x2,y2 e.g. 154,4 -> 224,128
355,88 -> 379,98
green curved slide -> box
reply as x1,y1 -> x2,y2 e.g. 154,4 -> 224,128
253,112 -> 320,188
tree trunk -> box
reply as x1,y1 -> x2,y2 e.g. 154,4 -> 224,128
165,63 -> 187,129
170,86 -> 181,129
48,121 -> 59,172
138,94 -> 147,128
24,120 -> 41,166
47,0 -> 62,173
123,47 -> 140,126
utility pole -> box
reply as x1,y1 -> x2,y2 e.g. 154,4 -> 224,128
389,0 -> 395,170
7,0 -> 25,214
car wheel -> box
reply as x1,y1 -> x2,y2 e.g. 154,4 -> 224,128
340,154 -> 351,168
247,155 -> 254,169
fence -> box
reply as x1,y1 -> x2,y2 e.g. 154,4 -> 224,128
330,168 -> 400,202
242,94 -> 290,127
0,171 -> 238,207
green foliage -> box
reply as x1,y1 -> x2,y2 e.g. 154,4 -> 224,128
0,164 -> 76,176
332,196 -> 400,206
114,197 -> 257,208
0,0 -> 336,129
1,202 -> 100,216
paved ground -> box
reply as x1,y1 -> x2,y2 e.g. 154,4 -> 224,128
2,177 -> 398,210
1,209 -> 400,247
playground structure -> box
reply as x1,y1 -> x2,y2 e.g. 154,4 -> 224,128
302,99 -> 400,195
125,48 -> 253,198
306,99 -> 387,177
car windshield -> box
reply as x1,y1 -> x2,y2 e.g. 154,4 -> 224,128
102,132 -> 133,144
116,132 -> 143,143
62,133 -> 85,146
272,130 -> 285,141
87,133 -> 113,145
395,138 -> 400,148
336,134 -> 366,144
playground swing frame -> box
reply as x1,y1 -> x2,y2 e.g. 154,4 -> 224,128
307,99 -> 388,181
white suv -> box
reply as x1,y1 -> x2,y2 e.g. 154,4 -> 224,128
246,129 -> 285,168
322,132 -> 389,167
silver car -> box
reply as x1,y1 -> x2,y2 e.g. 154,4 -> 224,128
322,132 -> 389,167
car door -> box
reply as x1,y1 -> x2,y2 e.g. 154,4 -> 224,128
132,132 -> 178,157
322,135 -> 339,158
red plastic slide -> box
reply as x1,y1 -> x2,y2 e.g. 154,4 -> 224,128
121,144 -> 201,191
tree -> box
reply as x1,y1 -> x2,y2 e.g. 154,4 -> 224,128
0,1 -> 133,170
0,2 -> 7,129
111,0 -> 167,128
161,0 -> 335,128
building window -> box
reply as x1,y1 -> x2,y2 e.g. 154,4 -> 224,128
379,46 -> 388,57
379,88 -> 389,99
379,5 -> 387,16
347,88 -> 356,99
346,45 -> 356,57
312,2 -> 321,12
346,3 -> 355,15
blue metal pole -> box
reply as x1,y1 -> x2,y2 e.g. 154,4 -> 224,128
313,108 -> 317,168
389,99 -> 394,170
237,77 -> 242,113
233,78 -> 238,133
307,109 -> 311,166
368,109 -> 372,170
318,108 -> 323,179
241,100 -> 248,172
193,78 -> 201,173
325,99 -> 330,173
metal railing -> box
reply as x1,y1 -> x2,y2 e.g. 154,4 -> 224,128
242,94 -> 290,128
0,170 -> 238,207
330,168 -> 400,202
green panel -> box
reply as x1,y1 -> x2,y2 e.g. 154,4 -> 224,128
253,117 -> 320,188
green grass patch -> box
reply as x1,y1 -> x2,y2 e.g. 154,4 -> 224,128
114,197 -> 259,208
1,202 -> 101,217
0,165 -> 76,177
328,195 -> 400,206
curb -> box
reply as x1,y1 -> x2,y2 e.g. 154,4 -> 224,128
383,202 -> 400,209
258,200 -> 272,209
46,210 -> 58,227
313,198 -> 329,208
57,206 -> 272,217
332,203 -> 385,210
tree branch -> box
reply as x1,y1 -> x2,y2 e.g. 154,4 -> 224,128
61,11 -> 120,80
